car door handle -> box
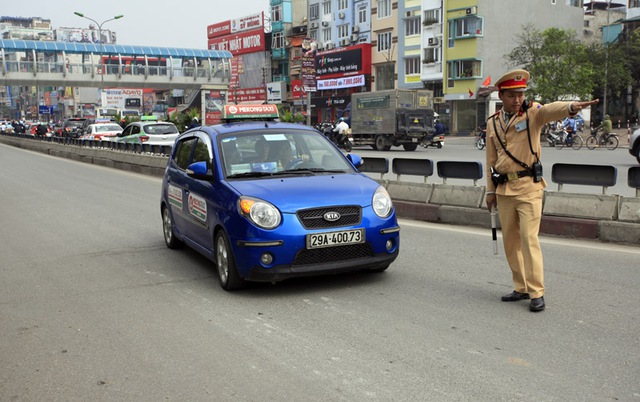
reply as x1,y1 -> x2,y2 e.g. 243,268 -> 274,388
184,184 -> 189,192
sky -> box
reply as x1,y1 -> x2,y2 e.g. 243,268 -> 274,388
3,0 -> 270,49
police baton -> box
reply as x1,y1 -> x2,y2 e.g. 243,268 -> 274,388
490,206 -> 498,255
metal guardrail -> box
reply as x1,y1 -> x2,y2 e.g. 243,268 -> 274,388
551,163 -> 617,194
4,133 -> 171,156
392,158 -> 433,183
3,134 -> 639,195
358,157 -> 389,180
629,166 -> 640,197
436,161 -> 483,185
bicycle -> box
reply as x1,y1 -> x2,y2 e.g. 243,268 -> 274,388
548,128 -> 582,150
586,128 -> 619,150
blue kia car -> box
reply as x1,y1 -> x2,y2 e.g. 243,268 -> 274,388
160,104 -> 400,290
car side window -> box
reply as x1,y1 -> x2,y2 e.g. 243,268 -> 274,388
132,126 -> 141,135
174,137 -> 197,170
192,139 -> 210,164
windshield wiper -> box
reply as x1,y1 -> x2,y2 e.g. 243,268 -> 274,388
227,171 -> 274,178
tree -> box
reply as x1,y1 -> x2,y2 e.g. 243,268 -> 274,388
506,24 -> 596,102
277,107 -> 305,124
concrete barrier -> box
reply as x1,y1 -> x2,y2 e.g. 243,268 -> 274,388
3,134 -> 639,245
618,197 -> 640,223
543,191 -> 619,220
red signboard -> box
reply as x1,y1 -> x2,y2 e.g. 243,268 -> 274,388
207,21 -> 231,39
227,87 -> 267,103
207,28 -> 266,56
208,12 -> 264,39
291,79 -> 305,99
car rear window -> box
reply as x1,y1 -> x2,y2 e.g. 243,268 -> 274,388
65,120 -> 85,128
143,124 -> 178,135
95,124 -> 122,133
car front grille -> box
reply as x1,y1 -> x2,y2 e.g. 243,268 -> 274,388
293,243 -> 374,266
296,206 -> 361,229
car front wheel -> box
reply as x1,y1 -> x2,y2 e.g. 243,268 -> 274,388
215,231 -> 246,291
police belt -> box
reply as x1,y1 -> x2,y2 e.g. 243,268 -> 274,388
498,169 -> 533,182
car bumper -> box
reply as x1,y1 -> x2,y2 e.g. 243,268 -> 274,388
232,221 -> 400,282
245,248 -> 399,282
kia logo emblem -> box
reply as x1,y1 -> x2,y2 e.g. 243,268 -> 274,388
323,211 -> 340,221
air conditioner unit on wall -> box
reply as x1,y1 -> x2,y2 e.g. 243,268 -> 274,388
352,26 -> 359,33
325,42 -> 334,50
338,12 -> 345,19
428,37 -> 440,46
311,22 -> 319,29
322,21 -> 329,27
466,6 -> 477,15
351,34 -> 359,42
340,39 -> 349,46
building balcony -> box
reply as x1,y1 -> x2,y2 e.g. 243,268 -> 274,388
272,74 -> 290,84
272,48 -> 289,60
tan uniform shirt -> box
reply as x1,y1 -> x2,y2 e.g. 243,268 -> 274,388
486,101 -> 573,196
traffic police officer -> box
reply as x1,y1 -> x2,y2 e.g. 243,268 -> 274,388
485,69 -> 598,312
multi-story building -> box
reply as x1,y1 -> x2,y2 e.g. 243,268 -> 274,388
0,17 -> 55,120
584,1 -> 626,45
397,0 -> 423,90
371,0 -> 398,91
305,0 -> 373,124
442,0 -> 584,133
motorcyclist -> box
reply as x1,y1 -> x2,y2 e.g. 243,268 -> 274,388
434,120 -> 446,137
332,117 -> 350,145
189,117 -> 201,129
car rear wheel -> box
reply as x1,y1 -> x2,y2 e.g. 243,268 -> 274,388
215,231 -> 246,291
162,206 -> 183,249
374,135 -> 391,151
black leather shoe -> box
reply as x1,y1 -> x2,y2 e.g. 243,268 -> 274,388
530,297 -> 545,312
501,291 -> 530,302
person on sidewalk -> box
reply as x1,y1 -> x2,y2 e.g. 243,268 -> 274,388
485,69 -> 599,312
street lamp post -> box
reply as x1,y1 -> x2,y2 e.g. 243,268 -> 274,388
602,0 -> 611,119
74,12 -> 123,106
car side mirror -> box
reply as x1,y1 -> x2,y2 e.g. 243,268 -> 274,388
186,161 -> 214,180
346,153 -> 363,168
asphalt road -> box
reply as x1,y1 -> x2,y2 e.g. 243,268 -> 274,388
352,134 -> 638,198
1,143 -> 639,401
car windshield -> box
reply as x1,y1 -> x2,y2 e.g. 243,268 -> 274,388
96,124 -> 122,133
143,123 -> 178,135
220,129 -> 355,178
66,120 -> 84,128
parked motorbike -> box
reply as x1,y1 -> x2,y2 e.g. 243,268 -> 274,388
546,129 -> 564,148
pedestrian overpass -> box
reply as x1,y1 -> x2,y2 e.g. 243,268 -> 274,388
0,39 -> 233,90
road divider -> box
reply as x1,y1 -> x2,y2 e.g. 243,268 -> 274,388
2,133 -> 639,245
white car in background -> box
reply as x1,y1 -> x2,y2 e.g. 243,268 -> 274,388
80,123 -> 123,141
114,119 -> 180,147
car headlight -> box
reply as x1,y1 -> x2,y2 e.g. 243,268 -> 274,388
372,186 -> 393,218
238,196 -> 281,229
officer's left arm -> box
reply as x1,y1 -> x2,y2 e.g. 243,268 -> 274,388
569,99 -> 599,116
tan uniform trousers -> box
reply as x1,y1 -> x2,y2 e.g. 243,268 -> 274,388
497,189 -> 544,299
